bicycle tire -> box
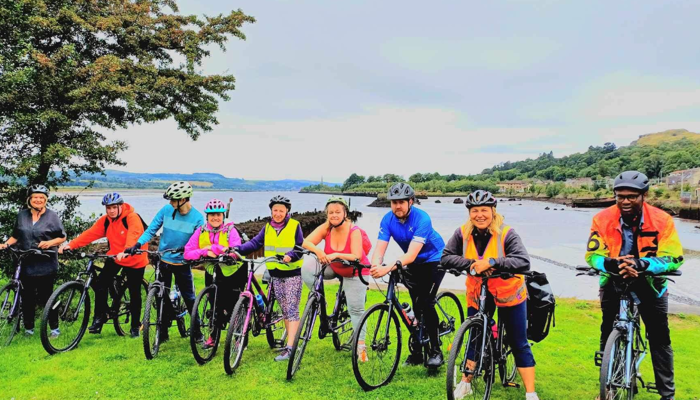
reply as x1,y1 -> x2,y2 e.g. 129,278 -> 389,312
287,296 -> 318,380
265,294 -> 286,349
0,283 -> 21,348
223,296 -> 251,375
113,279 -> 148,336
446,318 -> 494,400
498,321 -> 517,385
190,285 -> 220,365
331,291 -> 354,351
176,297 -> 190,338
436,291 -> 465,355
142,286 -> 161,360
600,329 -> 634,400
351,303 -> 402,391
40,281 -> 90,355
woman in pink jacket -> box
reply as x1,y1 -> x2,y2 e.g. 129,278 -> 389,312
184,199 -> 246,348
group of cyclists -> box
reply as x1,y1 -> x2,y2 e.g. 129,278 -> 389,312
0,169 -> 683,400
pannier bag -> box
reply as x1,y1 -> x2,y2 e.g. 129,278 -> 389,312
526,271 -> 555,342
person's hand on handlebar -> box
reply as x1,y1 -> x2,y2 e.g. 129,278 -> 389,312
314,248 -> 330,264
37,240 -> 57,249
470,259 -> 493,276
58,243 -> 70,254
370,261 -> 396,278
282,255 -> 291,263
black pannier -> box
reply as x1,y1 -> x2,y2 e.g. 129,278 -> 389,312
526,271 -> 555,342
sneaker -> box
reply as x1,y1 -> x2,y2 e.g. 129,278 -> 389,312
130,327 -> 140,338
274,346 -> 292,362
453,381 -> 473,399
25,329 -> 34,336
426,349 -> 444,368
402,352 -> 423,366
88,316 -> 106,334
357,344 -> 368,363
50,328 -> 60,338
192,329 -> 204,343
202,336 -> 216,350
525,392 -> 540,400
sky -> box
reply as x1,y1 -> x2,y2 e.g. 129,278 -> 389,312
105,0 -> 700,183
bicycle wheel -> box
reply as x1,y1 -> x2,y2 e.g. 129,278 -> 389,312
142,287 -> 162,360
39,281 -> 90,355
351,303 -> 402,391
113,279 -> 148,336
223,296 -> 250,375
436,291 -> 465,355
287,297 -> 318,380
331,291 -> 354,351
176,297 -> 191,338
446,318 -> 494,400
190,286 -> 221,364
600,329 -> 633,400
265,294 -> 286,349
0,283 -> 21,348
497,321 -> 517,385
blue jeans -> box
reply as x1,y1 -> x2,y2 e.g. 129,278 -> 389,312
468,298 -> 535,368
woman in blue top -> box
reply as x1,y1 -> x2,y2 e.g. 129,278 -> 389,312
370,182 -> 446,368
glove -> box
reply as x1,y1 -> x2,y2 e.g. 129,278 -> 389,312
603,257 -> 621,273
124,244 -> 142,255
630,258 -> 649,271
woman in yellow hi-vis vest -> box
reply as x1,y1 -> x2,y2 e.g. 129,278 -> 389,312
441,190 -> 539,400
235,195 -> 304,362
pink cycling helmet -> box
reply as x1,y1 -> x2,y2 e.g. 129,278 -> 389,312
204,199 -> 227,214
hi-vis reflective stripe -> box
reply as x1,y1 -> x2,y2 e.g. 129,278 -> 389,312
265,246 -> 294,253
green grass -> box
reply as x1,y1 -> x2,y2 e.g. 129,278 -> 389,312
2,270 -> 699,400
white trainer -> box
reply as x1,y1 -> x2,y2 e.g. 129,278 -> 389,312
453,381 -> 473,399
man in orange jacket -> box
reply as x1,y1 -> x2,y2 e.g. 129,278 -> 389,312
59,192 -> 149,338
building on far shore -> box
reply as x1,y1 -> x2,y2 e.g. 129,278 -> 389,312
666,168 -> 700,187
497,180 -> 530,193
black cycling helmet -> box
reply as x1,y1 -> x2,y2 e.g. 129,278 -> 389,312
27,184 -> 49,198
466,190 -> 497,209
613,171 -> 649,193
269,195 -> 292,210
387,182 -> 415,200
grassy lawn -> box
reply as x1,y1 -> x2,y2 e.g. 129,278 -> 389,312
2,269 -> 699,400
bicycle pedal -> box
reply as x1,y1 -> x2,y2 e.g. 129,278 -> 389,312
646,382 -> 659,394
594,351 -> 604,367
504,382 -> 520,389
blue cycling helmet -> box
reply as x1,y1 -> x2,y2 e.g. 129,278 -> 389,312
102,192 -> 124,206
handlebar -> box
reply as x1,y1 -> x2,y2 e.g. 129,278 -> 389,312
59,249 -> 116,260
296,245 -> 370,285
575,265 -> 682,278
133,247 -> 184,257
437,265 -> 534,279
3,246 -> 56,258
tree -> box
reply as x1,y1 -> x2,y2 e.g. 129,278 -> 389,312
342,173 -> 365,191
409,173 -> 425,183
0,0 -> 255,191
382,174 -> 403,183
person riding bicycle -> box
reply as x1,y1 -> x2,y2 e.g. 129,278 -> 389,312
234,195 -> 304,362
301,196 -> 371,361
121,181 -> 204,343
58,192 -> 149,338
0,185 -> 66,337
585,171 -> 683,400
441,189 -> 539,400
184,198 -> 246,349
369,182 -> 446,368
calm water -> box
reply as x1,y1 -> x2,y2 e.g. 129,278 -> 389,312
73,191 -> 700,310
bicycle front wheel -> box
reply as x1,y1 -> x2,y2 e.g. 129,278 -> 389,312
600,329 -> 634,400
287,296 -> 318,380
351,303 -> 402,391
265,294 -> 286,349
223,296 -> 251,375
40,281 -> 90,355
436,291 -> 464,355
497,321 -> 517,386
190,286 -> 220,364
0,283 -> 21,348
113,279 -> 148,336
142,287 -> 162,360
331,291 -> 354,351
446,318 -> 494,400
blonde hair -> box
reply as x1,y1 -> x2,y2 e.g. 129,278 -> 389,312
463,207 -> 504,238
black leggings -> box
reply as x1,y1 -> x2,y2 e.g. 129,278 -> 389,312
205,264 -> 249,327
20,274 -> 57,330
405,261 -> 445,351
93,259 -> 145,329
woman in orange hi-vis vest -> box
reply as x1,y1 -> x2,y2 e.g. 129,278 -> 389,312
441,190 -> 538,400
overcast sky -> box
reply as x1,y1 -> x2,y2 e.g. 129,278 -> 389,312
105,0 -> 700,183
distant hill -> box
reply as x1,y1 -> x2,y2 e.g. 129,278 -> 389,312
61,170 -> 339,191
631,129 -> 700,146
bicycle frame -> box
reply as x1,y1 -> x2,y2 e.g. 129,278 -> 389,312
238,259 -> 279,334
307,263 -> 348,337
606,288 -> 645,393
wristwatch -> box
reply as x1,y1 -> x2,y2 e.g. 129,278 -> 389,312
488,258 -> 496,267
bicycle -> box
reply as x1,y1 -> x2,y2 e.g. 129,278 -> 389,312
39,250 -> 148,354
287,248 -> 370,380
350,262 -> 465,391
445,268 -> 532,400
188,253 -> 241,365
0,247 -> 55,348
576,265 -> 682,400
136,248 -> 193,360
222,252 -> 288,374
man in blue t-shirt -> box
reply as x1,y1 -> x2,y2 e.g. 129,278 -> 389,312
122,181 -> 204,343
370,182 -> 446,368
